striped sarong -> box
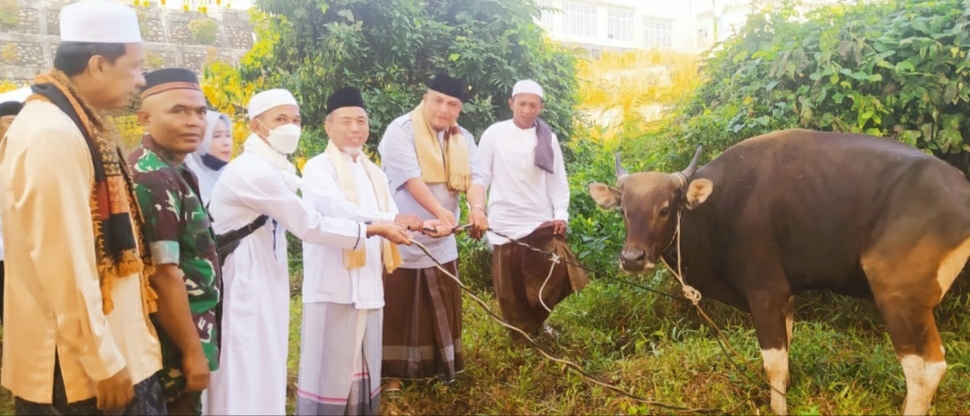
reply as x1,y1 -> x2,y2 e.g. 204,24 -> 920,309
296,302 -> 382,415
381,261 -> 464,382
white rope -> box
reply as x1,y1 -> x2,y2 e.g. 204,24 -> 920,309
405,237 -> 723,414
537,253 -> 561,313
660,211 -> 702,305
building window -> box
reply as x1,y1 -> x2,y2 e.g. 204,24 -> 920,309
607,8 -> 633,41
563,2 -> 597,37
537,0 -> 554,27
643,19 -> 673,48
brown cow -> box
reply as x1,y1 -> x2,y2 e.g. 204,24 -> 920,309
589,128 -> 970,415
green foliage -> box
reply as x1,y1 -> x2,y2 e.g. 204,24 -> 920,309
0,0 -> 19,30
644,0 -> 970,174
144,51 -> 165,70
281,281 -> 970,414
188,18 -> 219,45
245,0 -> 579,146
1,43 -> 16,64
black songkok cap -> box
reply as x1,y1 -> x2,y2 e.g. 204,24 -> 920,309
427,73 -> 466,102
0,101 -> 23,117
326,86 -> 366,115
141,68 -> 201,100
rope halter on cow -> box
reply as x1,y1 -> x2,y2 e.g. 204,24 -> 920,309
660,211 -> 702,305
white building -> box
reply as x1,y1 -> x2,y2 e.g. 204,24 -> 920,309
537,0 -> 845,56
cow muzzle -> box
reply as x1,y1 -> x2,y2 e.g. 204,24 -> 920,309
620,247 -> 655,272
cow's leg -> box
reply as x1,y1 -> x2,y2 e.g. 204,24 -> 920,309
748,291 -> 791,415
876,301 -> 946,415
784,295 -> 794,349
863,234 -> 970,415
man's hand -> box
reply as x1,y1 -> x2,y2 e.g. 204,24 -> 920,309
394,213 -> 423,231
552,220 -> 568,237
420,219 -> 451,238
96,366 -> 134,412
468,207 -> 488,240
433,208 -> 457,229
367,223 -> 412,246
182,347 -> 211,392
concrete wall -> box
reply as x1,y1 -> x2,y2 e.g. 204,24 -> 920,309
0,0 -> 254,84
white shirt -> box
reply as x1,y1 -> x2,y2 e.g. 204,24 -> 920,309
378,113 -> 485,268
204,151 -> 366,416
479,119 -> 570,245
301,151 -> 397,309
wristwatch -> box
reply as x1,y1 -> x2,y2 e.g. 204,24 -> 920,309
470,204 -> 487,215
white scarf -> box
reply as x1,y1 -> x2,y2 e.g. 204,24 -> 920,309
324,142 -> 402,273
243,133 -> 301,192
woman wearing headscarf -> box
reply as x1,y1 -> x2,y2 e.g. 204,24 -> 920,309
185,110 -> 234,204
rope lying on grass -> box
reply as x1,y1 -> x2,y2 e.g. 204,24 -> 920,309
409,236 -> 725,414
486,225 -> 776,398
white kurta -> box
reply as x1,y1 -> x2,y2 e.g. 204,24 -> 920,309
203,151 -> 367,416
300,152 -> 397,308
297,151 -> 393,414
478,119 -> 570,245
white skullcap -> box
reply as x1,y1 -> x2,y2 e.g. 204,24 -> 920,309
60,0 -> 142,44
248,88 -> 299,120
512,79 -> 544,99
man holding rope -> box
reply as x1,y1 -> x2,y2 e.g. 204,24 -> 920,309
297,86 -> 446,414
478,79 -> 588,342
377,73 -> 488,391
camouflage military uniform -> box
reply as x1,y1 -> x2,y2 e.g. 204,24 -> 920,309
128,135 -> 222,414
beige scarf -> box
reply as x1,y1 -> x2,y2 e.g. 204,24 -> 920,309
324,142 -> 403,273
410,104 -> 471,192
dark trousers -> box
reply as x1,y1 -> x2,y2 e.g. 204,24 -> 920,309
14,355 -> 167,415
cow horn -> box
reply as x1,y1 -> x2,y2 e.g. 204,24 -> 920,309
614,152 -> 628,179
680,145 -> 704,180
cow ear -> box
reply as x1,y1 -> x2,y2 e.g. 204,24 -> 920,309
685,178 -> 713,210
589,183 -> 621,210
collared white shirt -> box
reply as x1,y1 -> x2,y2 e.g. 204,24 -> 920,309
301,151 -> 397,309
378,113 -> 485,269
479,119 -> 570,245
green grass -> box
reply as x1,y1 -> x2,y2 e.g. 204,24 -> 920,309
3,275 -> 970,415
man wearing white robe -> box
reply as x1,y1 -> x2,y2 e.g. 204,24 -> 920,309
203,88 -> 412,416
479,79 -> 588,341
297,87 -> 445,415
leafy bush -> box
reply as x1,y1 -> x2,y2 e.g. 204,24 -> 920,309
189,18 -> 219,45
0,0 -> 19,30
244,0 -> 579,144
641,0 -> 970,174
1,43 -> 16,64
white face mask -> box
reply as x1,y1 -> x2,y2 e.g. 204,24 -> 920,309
259,121 -> 302,154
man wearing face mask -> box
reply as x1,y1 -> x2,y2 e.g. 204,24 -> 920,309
203,88 -> 413,416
